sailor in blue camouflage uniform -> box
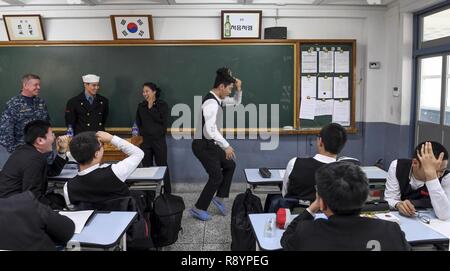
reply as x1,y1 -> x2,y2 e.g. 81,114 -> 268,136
0,74 -> 50,153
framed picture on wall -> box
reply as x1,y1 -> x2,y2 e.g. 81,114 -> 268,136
2,14 -> 45,41
221,10 -> 262,39
110,15 -> 154,40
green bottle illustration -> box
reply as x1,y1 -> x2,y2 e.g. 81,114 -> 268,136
224,15 -> 231,37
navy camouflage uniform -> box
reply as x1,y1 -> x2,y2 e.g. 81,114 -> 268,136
0,95 -> 50,153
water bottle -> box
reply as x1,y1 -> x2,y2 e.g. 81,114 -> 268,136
66,125 -> 74,137
131,122 -> 139,137
264,218 -> 275,238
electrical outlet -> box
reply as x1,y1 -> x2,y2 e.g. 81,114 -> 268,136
369,62 -> 380,69
393,87 -> 400,97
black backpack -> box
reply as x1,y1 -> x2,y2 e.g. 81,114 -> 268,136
150,192 -> 185,247
230,189 -> 263,251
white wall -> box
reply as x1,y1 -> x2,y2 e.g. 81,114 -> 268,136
0,1 -> 441,125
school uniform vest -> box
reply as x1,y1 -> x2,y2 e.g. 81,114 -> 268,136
396,159 -> 448,208
67,165 -> 130,205
286,157 -> 326,201
200,92 -> 221,141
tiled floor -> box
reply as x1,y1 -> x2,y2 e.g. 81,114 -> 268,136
161,183 -> 266,251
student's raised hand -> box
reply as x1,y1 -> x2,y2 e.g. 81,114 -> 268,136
225,146 -> 235,160
96,131 -> 113,144
416,142 -> 443,181
234,78 -> 242,92
56,135 -> 70,153
308,196 -> 321,214
396,200 -> 416,217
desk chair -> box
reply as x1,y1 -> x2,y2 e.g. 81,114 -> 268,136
75,196 -> 154,250
265,195 -> 309,214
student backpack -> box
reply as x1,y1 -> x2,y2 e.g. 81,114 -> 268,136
230,188 -> 263,251
150,188 -> 185,247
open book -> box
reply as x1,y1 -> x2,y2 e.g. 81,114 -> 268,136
59,210 -> 95,234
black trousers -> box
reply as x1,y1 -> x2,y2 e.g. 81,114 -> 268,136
192,139 -> 236,211
140,138 -> 171,193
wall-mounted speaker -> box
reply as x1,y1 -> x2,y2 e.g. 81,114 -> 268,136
264,27 -> 287,39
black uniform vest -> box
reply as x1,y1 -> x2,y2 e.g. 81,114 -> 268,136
67,165 -> 130,205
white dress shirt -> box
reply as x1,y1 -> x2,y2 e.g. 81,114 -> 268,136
202,90 -> 242,149
63,136 -> 144,208
384,159 -> 450,220
282,154 -> 337,197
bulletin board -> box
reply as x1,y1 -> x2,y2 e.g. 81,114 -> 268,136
297,40 -> 356,133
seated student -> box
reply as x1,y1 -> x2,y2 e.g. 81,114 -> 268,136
281,162 -> 410,251
0,120 -> 69,209
0,191 -> 75,251
282,123 -> 347,201
384,141 -> 450,220
63,131 -> 144,208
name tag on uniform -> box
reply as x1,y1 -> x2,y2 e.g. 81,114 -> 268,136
20,107 -> 31,113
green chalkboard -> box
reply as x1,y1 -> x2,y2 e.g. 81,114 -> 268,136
0,41 -> 297,130
298,40 -> 356,132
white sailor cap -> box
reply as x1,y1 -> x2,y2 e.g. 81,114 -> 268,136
82,74 -> 100,83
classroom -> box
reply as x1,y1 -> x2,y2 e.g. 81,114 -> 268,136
0,0 -> 449,254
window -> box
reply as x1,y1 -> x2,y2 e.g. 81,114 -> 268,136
445,56 -> 450,126
418,56 -> 442,124
422,8 -> 450,42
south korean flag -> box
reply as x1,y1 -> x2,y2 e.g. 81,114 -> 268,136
114,16 -> 151,39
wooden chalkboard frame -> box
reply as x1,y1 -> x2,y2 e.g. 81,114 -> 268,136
297,39 -> 357,134
0,39 -> 299,135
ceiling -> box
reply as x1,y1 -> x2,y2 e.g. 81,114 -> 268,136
0,0 -> 397,7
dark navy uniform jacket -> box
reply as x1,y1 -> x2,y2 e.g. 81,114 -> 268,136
65,92 -> 109,135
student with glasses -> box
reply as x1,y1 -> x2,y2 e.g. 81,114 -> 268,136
384,141 -> 450,220
0,120 -> 70,209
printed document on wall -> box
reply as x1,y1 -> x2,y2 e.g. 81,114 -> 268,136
334,51 -> 350,73
301,76 -> 317,99
332,100 -> 350,126
333,77 -> 349,98
299,98 -> 316,120
319,51 -> 334,73
315,99 -> 333,116
301,51 -> 317,73
318,77 -> 333,99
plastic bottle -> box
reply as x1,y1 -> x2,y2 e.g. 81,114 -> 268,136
131,122 -> 139,137
264,218 -> 275,238
66,125 -> 74,137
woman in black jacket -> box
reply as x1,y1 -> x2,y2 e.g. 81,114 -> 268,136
135,82 -> 171,193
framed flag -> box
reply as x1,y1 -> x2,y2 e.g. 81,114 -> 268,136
110,15 -> 154,40
2,14 -> 45,41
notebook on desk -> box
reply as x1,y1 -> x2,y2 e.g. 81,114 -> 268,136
59,210 -> 95,234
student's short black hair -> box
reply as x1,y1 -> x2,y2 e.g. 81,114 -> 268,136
213,67 -> 236,88
319,123 -> 347,154
315,162 -> 368,215
412,141 -> 448,161
24,120 -> 51,145
143,82 -> 161,99
69,131 -> 101,165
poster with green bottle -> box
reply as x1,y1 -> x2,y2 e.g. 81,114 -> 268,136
221,10 -> 262,39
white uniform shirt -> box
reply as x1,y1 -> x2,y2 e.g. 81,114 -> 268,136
384,159 -> 450,220
202,90 -> 242,149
